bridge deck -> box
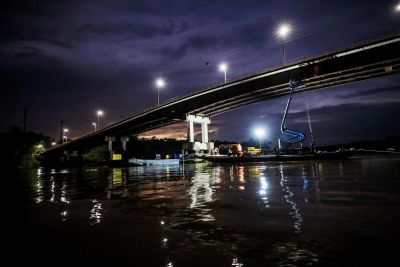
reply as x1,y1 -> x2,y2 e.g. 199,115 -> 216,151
44,33 -> 400,154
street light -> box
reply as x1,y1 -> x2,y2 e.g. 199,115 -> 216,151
63,129 -> 69,144
155,78 -> 165,106
219,63 -> 228,83
97,110 -> 103,130
92,122 -> 97,132
276,23 -> 292,65
396,3 -> 400,12
254,127 -> 266,150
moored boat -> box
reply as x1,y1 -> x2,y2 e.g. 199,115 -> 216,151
128,158 -> 180,166
201,151 -> 352,163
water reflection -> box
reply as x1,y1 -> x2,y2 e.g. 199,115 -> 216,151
15,158 -> 400,266
279,164 -> 303,233
303,162 -> 321,204
106,168 -> 129,199
232,257 -> 244,267
259,174 -> 270,208
35,168 -> 43,203
90,199 -> 102,225
188,170 -> 215,222
60,210 -> 68,221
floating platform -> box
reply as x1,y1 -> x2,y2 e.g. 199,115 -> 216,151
201,151 -> 352,163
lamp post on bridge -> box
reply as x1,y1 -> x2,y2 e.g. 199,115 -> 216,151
219,63 -> 228,83
92,122 -> 97,132
277,23 -> 291,65
396,3 -> 400,12
97,110 -> 103,130
155,78 -> 165,106
63,128 -> 69,144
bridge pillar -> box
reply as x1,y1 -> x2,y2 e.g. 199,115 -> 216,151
201,122 -> 208,143
120,136 -> 129,151
105,136 -> 116,152
185,115 -> 214,155
188,120 -> 194,142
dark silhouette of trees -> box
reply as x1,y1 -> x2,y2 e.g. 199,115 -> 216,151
0,127 -> 51,168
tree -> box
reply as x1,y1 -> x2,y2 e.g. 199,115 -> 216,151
0,127 -> 50,168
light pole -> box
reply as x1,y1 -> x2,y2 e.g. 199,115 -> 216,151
63,128 -> 69,144
92,122 -> 97,132
155,78 -> 165,106
254,127 -> 266,152
277,23 -> 291,65
219,63 -> 228,83
97,110 -> 103,130
396,3 -> 400,12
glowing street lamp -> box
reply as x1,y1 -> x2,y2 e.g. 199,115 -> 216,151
219,63 -> 228,83
396,3 -> 400,12
51,142 -> 57,146
155,78 -> 165,106
276,23 -> 292,65
92,122 -> 97,132
97,110 -> 103,130
254,127 -> 266,150
63,128 -> 69,144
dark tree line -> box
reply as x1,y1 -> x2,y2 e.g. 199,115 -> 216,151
0,127 -> 51,168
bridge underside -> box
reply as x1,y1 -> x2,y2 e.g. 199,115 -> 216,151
44,34 -> 400,155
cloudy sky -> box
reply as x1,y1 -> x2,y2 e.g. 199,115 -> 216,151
1,0 -> 399,145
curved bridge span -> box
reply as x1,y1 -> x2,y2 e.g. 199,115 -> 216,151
45,34 -> 400,154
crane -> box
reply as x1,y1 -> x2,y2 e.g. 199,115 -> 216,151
278,80 -> 306,150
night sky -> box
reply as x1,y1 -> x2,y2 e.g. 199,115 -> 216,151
1,0 -> 400,146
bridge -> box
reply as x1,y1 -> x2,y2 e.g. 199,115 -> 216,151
44,33 -> 400,158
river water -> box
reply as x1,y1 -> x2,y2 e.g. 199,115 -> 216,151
5,157 -> 400,266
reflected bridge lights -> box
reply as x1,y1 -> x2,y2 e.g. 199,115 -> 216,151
61,210 -> 68,221
161,237 -> 168,249
188,172 -> 215,222
90,199 -> 103,225
259,175 -> 269,196
35,168 -> 43,203
259,175 -> 270,208
232,258 -> 244,267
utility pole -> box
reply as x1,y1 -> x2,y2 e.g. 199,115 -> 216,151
60,120 -> 64,144
23,107 -> 28,132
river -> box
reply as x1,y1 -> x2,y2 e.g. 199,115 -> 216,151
5,157 -> 400,266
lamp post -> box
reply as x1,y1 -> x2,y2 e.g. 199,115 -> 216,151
277,23 -> 291,65
219,63 -> 228,83
63,128 -> 69,144
155,78 -> 165,106
396,3 -> 400,12
92,122 -> 97,132
97,110 -> 103,130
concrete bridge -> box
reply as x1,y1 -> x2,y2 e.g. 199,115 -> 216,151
43,33 -> 400,160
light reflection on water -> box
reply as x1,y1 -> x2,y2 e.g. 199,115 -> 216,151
279,164 -> 304,233
188,170 -> 215,222
13,158 -> 400,266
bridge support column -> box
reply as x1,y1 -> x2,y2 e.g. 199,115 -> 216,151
184,114 -> 214,155
188,120 -> 194,142
105,136 -> 116,153
201,122 -> 208,143
120,136 -> 129,151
